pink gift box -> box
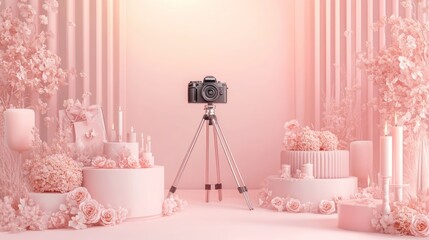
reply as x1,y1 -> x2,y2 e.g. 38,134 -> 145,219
59,105 -> 107,159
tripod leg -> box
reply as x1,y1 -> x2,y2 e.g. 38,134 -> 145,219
205,121 -> 210,202
211,118 -> 254,210
213,126 -> 223,201
167,117 -> 206,198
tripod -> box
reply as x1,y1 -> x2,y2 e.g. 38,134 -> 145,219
167,104 -> 254,210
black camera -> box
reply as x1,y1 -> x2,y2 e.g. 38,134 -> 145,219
188,76 -> 227,103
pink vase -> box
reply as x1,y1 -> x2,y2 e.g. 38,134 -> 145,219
4,108 -> 35,152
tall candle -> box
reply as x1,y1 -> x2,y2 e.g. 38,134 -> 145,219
118,106 -> 123,142
146,136 -> 151,153
301,163 -> 314,178
392,114 -> 403,201
111,123 -> 116,142
380,122 -> 392,178
4,109 -> 35,152
350,140 -> 373,187
280,164 -> 291,178
140,132 -> 145,151
127,126 -> 137,143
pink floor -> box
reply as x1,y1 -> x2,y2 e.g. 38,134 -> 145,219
0,190 -> 414,240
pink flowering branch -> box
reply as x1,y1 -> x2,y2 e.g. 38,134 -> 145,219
0,0 -> 66,117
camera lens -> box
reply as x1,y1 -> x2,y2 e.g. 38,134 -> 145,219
202,85 -> 219,102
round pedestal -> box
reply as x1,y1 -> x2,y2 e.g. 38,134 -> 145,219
28,192 -> 67,214
337,199 -> 382,232
266,176 -> 357,203
83,166 -> 164,218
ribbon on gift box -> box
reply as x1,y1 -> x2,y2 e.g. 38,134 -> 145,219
63,100 -> 99,124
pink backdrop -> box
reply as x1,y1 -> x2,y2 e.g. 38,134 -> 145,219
125,0 -> 295,189
1,0 -> 419,189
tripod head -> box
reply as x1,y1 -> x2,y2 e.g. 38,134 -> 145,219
204,104 -> 216,117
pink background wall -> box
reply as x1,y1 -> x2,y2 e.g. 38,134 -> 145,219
1,0 -> 421,189
125,0 -> 295,189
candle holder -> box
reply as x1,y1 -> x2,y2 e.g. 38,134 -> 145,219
382,176 -> 391,215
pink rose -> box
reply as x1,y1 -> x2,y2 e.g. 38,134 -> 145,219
258,189 -> 272,207
127,157 -> 140,169
139,158 -> 154,168
104,159 -> 117,168
91,156 -> 106,168
319,200 -> 336,214
410,214 -> 429,237
270,197 -> 285,212
79,199 -> 101,224
100,208 -> 117,226
67,187 -> 91,206
285,198 -> 301,213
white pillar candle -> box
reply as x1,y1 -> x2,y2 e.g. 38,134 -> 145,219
146,136 -> 152,152
350,141 -> 373,187
110,123 -> 116,142
4,109 -> 35,152
118,106 -> 123,142
280,164 -> 291,178
301,163 -> 314,178
392,114 -> 403,201
140,132 -> 145,151
127,126 -> 137,143
380,122 -> 392,178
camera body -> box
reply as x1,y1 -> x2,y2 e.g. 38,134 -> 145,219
188,76 -> 227,104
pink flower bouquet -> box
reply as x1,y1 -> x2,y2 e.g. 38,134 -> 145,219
25,153 -> 82,193
283,120 -> 339,151
318,200 -> 336,214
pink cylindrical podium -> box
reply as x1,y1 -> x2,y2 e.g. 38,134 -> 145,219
83,166 -> 164,218
4,108 -> 35,152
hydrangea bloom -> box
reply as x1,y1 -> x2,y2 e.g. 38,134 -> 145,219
283,120 -> 339,151
25,153 -> 83,193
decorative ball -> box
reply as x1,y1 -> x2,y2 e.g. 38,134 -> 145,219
295,127 -> 321,151
319,130 -> 339,151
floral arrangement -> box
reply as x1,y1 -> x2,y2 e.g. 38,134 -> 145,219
372,191 -> 429,237
258,188 -> 338,215
358,3 -> 429,201
24,153 -> 82,193
358,15 -> 429,143
0,0 -> 66,114
162,195 -> 187,216
0,196 -> 48,232
23,128 -> 82,193
283,120 -> 339,151
90,148 -> 154,169
49,187 -> 127,230
0,187 -> 128,232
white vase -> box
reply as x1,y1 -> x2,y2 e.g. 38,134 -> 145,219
3,108 -> 35,152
